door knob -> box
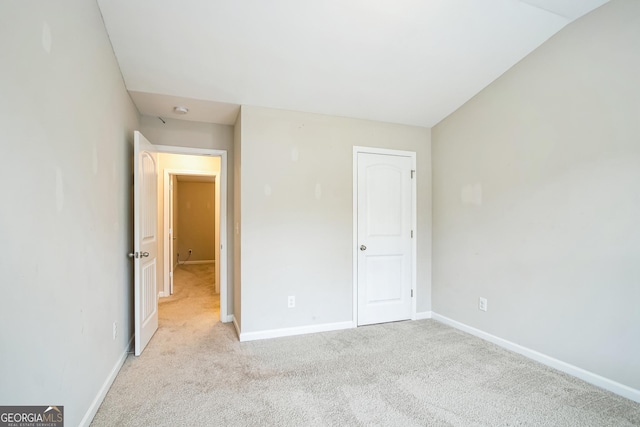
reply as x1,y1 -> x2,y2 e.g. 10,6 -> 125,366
128,252 -> 149,258
360,245 -> 367,251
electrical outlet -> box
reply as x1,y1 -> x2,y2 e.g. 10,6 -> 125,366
112,322 -> 117,340
479,297 -> 488,312
288,296 -> 295,308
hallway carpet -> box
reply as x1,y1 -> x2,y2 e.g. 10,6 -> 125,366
92,265 -> 640,426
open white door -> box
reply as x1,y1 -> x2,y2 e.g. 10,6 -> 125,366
356,150 -> 415,326
132,131 -> 159,356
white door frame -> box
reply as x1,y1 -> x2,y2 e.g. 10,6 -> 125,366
352,146 -> 417,327
156,145 -> 230,323
163,169 -> 219,294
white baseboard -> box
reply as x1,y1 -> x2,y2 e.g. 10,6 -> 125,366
181,260 -> 215,265
431,312 -> 640,403
239,321 -> 354,342
221,314 -> 233,323
80,335 -> 133,427
415,311 -> 432,320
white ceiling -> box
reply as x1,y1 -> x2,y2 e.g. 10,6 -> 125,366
98,0 -> 608,128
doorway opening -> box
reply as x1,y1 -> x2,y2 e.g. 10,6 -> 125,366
164,171 -> 219,321
156,147 -> 229,324
133,132 -> 229,356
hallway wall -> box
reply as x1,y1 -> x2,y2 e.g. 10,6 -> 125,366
177,181 -> 216,262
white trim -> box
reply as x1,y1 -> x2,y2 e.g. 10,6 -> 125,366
163,169 -> 218,294
239,321 -> 354,342
222,314 -> 234,323
415,311 -> 432,320
431,313 -> 640,403
351,150 -> 359,327
352,146 -> 417,326
156,144 -> 229,324
352,149 -> 358,326
181,260 -> 215,265
155,145 -> 221,156
80,336 -> 133,427
410,153 -> 417,320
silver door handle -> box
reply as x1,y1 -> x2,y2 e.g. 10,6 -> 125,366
128,251 -> 149,258
360,245 -> 367,251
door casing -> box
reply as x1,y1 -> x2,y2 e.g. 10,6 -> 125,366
163,169 -> 219,296
156,145 -> 230,323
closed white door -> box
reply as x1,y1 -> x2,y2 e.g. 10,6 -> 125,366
133,131 -> 159,356
357,151 -> 414,326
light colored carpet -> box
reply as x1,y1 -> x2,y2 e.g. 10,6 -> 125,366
92,264 -> 640,426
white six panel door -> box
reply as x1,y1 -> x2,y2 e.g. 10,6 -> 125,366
133,131 -> 159,356
357,152 -> 413,326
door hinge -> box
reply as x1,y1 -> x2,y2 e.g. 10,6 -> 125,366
411,230 -> 414,238
411,289 -> 414,297
169,271 -> 173,277
411,170 -> 415,179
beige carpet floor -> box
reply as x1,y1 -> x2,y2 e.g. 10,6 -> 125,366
92,264 -> 640,426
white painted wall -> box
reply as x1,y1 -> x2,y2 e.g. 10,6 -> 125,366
238,106 -> 431,334
432,0 -> 640,391
0,1 -> 139,425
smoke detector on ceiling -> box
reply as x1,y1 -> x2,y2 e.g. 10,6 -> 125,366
173,106 -> 189,115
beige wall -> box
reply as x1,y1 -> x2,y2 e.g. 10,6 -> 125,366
432,0 -> 640,392
238,106 -> 431,334
177,181 -> 215,261
0,1 -> 140,425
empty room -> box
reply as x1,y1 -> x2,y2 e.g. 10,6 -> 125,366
1,0 -> 639,426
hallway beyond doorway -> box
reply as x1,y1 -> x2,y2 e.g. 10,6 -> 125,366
160,263 -> 219,324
